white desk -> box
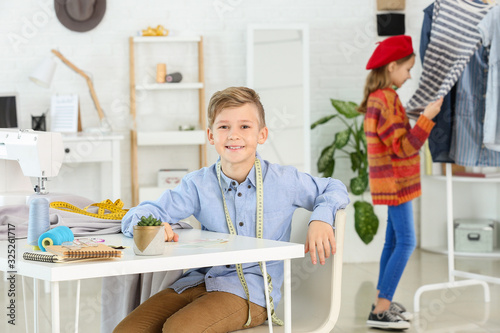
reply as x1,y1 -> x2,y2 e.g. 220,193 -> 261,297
0,229 -> 304,333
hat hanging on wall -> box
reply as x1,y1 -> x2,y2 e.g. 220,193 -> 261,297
54,0 -> 106,32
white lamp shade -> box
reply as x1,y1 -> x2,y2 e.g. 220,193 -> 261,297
29,57 -> 57,88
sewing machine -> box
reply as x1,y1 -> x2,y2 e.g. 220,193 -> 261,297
0,129 -> 63,204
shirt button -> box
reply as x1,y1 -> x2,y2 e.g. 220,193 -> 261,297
231,181 -> 236,186
239,222 -> 244,227
226,265 -> 231,268
247,185 -> 251,189
207,276 -> 212,278
228,188 -> 232,191
237,192 -> 242,197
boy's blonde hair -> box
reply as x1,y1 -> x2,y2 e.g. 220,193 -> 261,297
358,53 -> 415,114
207,87 -> 266,129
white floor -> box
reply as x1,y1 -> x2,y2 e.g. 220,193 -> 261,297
1,249 -> 499,332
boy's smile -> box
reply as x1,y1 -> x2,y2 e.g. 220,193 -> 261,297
207,103 -> 268,182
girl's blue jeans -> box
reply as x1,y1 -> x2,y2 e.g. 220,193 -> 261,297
377,200 -> 416,301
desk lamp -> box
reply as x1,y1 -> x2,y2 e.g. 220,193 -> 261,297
29,49 -> 111,131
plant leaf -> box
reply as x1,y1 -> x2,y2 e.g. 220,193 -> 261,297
334,129 -> 351,149
350,152 -> 362,172
354,200 -> 379,244
317,144 -> 335,173
350,174 -> 368,195
311,115 -> 337,129
357,129 -> 367,147
331,99 -> 361,119
323,158 -> 335,178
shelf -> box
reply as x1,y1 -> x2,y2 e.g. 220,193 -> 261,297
133,36 -> 201,43
425,175 -> 500,183
422,246 -> 500,258
135,82 -> 204,90
137,130 -> 206,146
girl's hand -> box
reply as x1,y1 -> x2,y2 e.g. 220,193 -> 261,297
422,97 -> 444,120
163,222 -> 179,242
305,220 -> 336,265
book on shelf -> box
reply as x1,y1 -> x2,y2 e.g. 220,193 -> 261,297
452,171 -> 500,178
44,243 -> 123,259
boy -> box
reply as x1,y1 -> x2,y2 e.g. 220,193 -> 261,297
115,87 -> 349,332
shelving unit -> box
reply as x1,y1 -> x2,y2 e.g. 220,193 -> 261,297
415,164 -> 500,313
129,36 -> 207,206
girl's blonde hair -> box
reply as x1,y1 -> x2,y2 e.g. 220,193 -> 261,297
207,87 -> 266,129
358,53 -> 415,114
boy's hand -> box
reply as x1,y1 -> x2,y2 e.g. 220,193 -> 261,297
422,97 -> 443,120
162,222 -> 179,242
305,220 -> 336,265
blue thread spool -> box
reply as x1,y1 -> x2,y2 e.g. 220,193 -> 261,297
27,197 -> 50,250
38,226 -> 74,252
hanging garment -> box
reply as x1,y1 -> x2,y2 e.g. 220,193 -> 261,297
407,0 -> 494,111
449,44 -> 500,166
478,6 -> 500,151
419,3 -> 456,163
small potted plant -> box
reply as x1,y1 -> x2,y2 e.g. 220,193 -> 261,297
133,215 -> 165,256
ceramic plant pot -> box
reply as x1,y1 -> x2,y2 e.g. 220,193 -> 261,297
133,225 -> 165,256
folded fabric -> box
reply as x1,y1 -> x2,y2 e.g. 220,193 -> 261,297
377,13 -> 405,36
377,0 -> 405,11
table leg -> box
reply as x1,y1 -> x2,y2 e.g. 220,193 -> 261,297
51,281 -> 60,333
34,278 -> 38,333
284,259 -> 291,333
75,280 -> 81,333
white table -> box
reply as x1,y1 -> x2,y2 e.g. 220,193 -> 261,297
0,229 -> 304,333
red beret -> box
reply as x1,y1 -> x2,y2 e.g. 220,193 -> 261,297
366,35 -> 413,70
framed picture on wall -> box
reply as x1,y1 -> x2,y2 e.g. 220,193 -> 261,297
0,92 -> 18,128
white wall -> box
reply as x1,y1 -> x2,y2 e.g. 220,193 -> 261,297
0,0 -> 433,207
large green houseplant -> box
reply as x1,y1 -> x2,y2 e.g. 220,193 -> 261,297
311,99 -> 379,244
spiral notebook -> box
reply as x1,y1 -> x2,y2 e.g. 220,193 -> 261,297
23,252 -> 65,263
44,243 -> 123,259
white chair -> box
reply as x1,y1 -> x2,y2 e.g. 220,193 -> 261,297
242,208 -> 346,333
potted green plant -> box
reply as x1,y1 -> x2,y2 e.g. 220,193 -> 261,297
133,215 -> 165,255
311,99 -> 379,244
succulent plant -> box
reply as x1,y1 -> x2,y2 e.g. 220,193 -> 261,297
137,214 -> 163,227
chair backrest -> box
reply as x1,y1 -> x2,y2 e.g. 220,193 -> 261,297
244,208 -> 346,333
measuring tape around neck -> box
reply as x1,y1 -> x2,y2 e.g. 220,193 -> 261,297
216,158 -> 283,327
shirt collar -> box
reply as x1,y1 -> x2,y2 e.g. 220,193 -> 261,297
216,152 -> 264,191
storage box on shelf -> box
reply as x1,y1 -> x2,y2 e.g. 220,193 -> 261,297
420,174 -> 500,258
129,35 -> 206,205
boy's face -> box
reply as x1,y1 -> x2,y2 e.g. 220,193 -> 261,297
207,103 -> 268,170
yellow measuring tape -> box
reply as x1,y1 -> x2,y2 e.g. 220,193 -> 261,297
50,199 -> 128,220
217,158 -> 283,327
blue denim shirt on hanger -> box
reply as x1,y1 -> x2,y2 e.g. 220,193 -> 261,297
449,37 -> 500,166
419,3 -> 455,163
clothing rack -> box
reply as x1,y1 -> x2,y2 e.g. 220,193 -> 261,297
413,163 -> 500,313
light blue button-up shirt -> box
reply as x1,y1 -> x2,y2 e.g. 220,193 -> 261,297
479,6 -> 500,151
122,154 -> 349,308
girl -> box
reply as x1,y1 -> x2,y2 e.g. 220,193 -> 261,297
359,35 -> 443,330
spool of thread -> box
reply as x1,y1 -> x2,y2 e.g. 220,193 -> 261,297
38,226 -> 74,252
27,197 -> 50,250
156,63 -> 166,83
166,72 -> 183,83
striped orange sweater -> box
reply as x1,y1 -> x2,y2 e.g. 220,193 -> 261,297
364,88 -> 435,206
